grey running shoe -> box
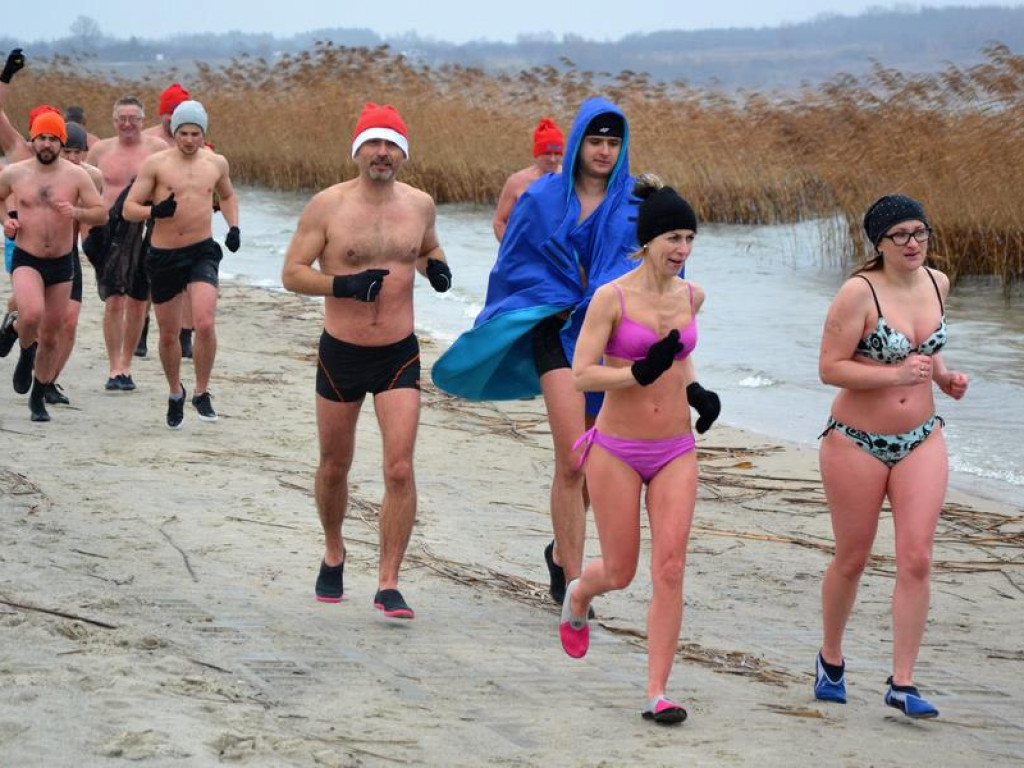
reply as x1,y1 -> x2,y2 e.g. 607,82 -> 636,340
167,385 -> 186,430
0,311 -> 17,358
192,391 -> 217,422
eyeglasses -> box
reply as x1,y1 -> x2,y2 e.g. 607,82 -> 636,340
881,227 -> 931,246
114,115 -> 144,124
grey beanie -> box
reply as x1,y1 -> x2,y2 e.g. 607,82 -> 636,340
863,194 -> 929,246
65,122 -> 88,151
171,100 -> 208,135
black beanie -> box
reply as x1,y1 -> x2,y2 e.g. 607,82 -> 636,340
583,112 -> 624,139
863,194 -> 929,246
637,186 -> 698,245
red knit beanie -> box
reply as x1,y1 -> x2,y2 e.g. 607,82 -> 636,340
159,83 -> 191,116
533,117 -> 564,157
31,111 -> 67,144
351,103 -> 409,159
29,104 -> 61,128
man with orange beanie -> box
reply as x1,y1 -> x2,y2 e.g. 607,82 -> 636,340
0,111 -> 106,421
282,102 -> 452,620
492,116 -> 564,241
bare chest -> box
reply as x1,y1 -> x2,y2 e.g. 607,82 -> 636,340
99,146 -> 152,194
14,173 -> 78,210
158,159 -> 218,198
323,205 -> 424,270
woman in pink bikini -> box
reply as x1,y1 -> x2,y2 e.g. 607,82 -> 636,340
561,175 -> 719,724
815,194 -> 968,719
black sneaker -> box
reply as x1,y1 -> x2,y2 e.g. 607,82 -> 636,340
12,341 -> 36,394
134,316 -> 149,358
180,328 -> 193,359
29,378 -> 50,422
104,376 -> 122,391
167,385 -> 186,430
373,589 -> 415,619
44,382 -> 70,405
315,559 -> 345,603
545,540 -> 567,604
118,373 -> 137,391
0,311 -> 17,358
192,391 -> 217,422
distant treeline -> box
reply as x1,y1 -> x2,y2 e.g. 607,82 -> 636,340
3,6 -> 1024,89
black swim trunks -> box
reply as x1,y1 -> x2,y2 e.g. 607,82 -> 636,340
10,246 -> 75,287
70,246 -> 83,303
532,313 -> 570,376
316,331 -> 421,402
147,238 -> 223,305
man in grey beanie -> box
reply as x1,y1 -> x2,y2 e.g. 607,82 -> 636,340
123,99 -> 241,429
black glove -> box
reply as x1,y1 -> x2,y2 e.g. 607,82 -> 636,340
687,381 -> 721,434
425,258 -> 452,292
224,226 -> 241,253
332,269 -> 390,302
631,329 -> 682,386
151,193 -> 177,219
6,210 -> 15,219
1,49 -> 25,84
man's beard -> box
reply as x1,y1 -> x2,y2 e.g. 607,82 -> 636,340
367,165 -> 395,182
36,149 -> 58,165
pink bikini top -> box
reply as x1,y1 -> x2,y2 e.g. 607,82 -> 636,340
604,282 -> 698,362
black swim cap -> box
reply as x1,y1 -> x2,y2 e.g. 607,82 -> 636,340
863,194 -> 929,246
65,122 -> 88,151
583,112 -> 624,139
636,183 -> 698,245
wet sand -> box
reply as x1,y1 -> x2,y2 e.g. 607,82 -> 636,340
1,280 -> 1022,766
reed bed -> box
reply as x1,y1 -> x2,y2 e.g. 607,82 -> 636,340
6,42 -> 1024,282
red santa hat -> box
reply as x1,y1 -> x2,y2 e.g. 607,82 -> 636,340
351,103 -> 409,159
159,83 -> 191,116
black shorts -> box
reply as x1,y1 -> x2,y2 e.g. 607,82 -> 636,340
316,331 -> 421,402
10,246 -> 75,287
96,220 -> 150,302
70,247 -> 83,303
147,238 -> 223,305
532,313 -> 570,376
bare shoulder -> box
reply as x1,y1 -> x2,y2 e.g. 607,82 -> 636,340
829,274 -> 875,317
88,137 -> 115,159
684,279 -> 706,309
144,135 -> 169,154
302,183 -> 349,221
397,181 -> 436,215
926,266 -> 950,297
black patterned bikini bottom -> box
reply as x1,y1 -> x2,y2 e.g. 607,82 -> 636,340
820,414 -> 944,468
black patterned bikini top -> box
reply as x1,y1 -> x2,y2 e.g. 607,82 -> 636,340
855,268 -> 947,364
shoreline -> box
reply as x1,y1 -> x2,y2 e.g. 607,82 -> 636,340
1,279 -> 1022,764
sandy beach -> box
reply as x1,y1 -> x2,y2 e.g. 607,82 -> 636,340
1,278 -> 1022,766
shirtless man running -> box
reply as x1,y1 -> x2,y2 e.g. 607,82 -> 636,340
124,100 -> 240,429
492,117 -> 564,241
0,112 -> 106,421
281,103 -> 453,619
86,96 -> 166,392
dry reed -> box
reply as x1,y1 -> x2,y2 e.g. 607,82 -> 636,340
7,42 -> 1024,283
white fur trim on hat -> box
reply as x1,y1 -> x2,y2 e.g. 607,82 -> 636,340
351,127 -> 409,159
171,100 -> 208,135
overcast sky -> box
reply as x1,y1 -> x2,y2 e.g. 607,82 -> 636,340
4,1 -> 1022,43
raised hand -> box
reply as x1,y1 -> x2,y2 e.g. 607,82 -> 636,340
1,49 -> 25,84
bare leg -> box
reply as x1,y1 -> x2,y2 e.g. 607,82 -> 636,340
103,294 -> 126,376
53,298 -> 81,381
643,452 -> 697,697
315,395 -> 361,567
120,297 -> 148,375
373,388 -> 420,589
540,368 -> 587,580
189,282 -> 218,394
153,293 -> 185,396
32,281 -> 71,383
572,443 -> 642,612
887,431 -> 947,685
819,431 -> 888,665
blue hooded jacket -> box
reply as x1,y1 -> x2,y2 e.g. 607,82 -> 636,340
432,98 -> 639,401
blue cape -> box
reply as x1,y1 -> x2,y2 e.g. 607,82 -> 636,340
432,98 -> 639,401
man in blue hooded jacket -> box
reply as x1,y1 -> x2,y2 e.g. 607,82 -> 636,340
433,98 -> 639,604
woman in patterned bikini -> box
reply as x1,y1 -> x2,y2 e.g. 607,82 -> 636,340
814,194 -> 969,719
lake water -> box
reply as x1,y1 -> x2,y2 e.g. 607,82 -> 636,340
220,185 -> 1024,508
